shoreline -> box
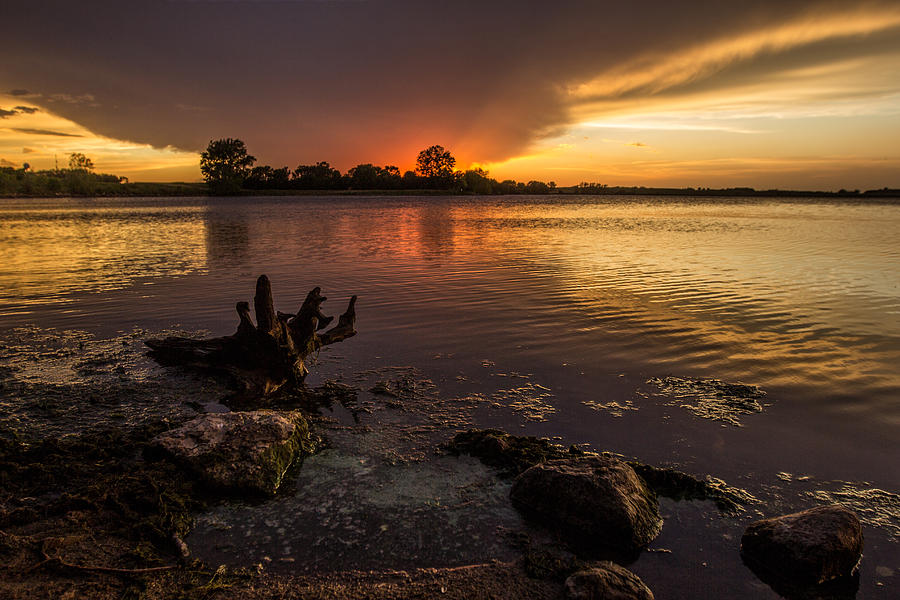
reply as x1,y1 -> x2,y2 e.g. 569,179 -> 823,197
1,324 -> 890,599
2,187 -> 899,200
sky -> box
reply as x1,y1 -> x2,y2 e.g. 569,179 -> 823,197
1,0 -> 899,189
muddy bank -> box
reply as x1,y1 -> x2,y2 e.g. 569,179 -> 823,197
2,326 -> 898,599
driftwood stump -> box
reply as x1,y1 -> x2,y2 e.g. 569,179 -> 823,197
146,275 -> 357,398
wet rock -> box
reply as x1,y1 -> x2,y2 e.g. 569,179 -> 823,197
149,410 -> 317,496
446,428 -> 581,477
627,462 -> 756,514
510,456 -> 662,556
565,562 -> 655,600
741,505 -> 863,586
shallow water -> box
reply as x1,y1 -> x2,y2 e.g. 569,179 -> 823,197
1,195 -> 898,597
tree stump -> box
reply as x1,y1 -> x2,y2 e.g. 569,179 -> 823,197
145,275 -> 357,398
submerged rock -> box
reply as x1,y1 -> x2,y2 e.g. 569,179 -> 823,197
741,505 -> 863,586
446,428 -> 580,477
627,462 -> 756,514
449,429 -> 754,515
565,562 -> 655,600
149,410 -> 317,496
510,456 -> 662,556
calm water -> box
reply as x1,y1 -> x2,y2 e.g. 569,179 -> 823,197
1,195 -> 898,597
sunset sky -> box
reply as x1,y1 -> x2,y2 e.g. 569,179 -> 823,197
2,0 -> 899,189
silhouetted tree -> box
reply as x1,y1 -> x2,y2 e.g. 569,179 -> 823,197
415,145 -> 456,178
496,179 -> 518,194
68,153 -> 94,171
415,145 -> 461,189
244,165 -> 291,190
293,161 -> 343,189
347,163 -> 379,189
347,163 -> 402,189
201,138 -> 256,195
462,168 -> 494,194
525,180 -> 550,194
380,165 -> 402,189
402,170 -> 420,188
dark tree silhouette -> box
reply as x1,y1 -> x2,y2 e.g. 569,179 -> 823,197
68,152 -> 94,171
462,168 -> 493,194
244,165 -> 291,189
201,138 -> 256,195
293,161 -> 343,189
347,163 -> 402,189
415,145 -> 456,178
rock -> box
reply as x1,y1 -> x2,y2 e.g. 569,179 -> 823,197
565,562 -> 654,600
627,462 -> 756,514
149,410 -> 317,495
741,505 -> 863,586
446,428 -> 580,477
510,456 -> 662,555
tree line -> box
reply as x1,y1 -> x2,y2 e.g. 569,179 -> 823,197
201,138 -> 557,195
0,153 -> 128,196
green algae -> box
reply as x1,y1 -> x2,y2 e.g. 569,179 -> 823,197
491,383 -> 556,422
258,412 -> 321,495
445,429 -> 583,478
581,398 -> 637,417
807,485 -> 900,540
646,375 -> 766,426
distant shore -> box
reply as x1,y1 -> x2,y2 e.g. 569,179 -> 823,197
2,184 -> 899,199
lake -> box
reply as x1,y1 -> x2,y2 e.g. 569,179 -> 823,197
1,195 -> 898,597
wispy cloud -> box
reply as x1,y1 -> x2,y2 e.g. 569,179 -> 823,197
582,120 -> 763,134
0,105 -> 41,119
11,128 -> 82,137
570,6 -> 900,102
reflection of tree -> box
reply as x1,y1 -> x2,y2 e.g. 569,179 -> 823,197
204,204 -> 250,269
417,201 -> 454,259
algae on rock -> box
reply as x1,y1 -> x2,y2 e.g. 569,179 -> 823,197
149,410 -> 318,496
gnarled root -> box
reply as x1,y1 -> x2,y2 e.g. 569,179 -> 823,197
146,275 -> 357,399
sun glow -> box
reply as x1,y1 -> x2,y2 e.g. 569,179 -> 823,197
480,6 -> 900,189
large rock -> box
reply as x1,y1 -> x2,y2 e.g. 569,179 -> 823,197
510,456 -> 662,555
149,410 -> 316,496
741,505 -> 863,585
565,562 -> 654,600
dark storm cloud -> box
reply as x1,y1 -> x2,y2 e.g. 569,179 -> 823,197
0,109 -> 16,118
1,1 -> 897,167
